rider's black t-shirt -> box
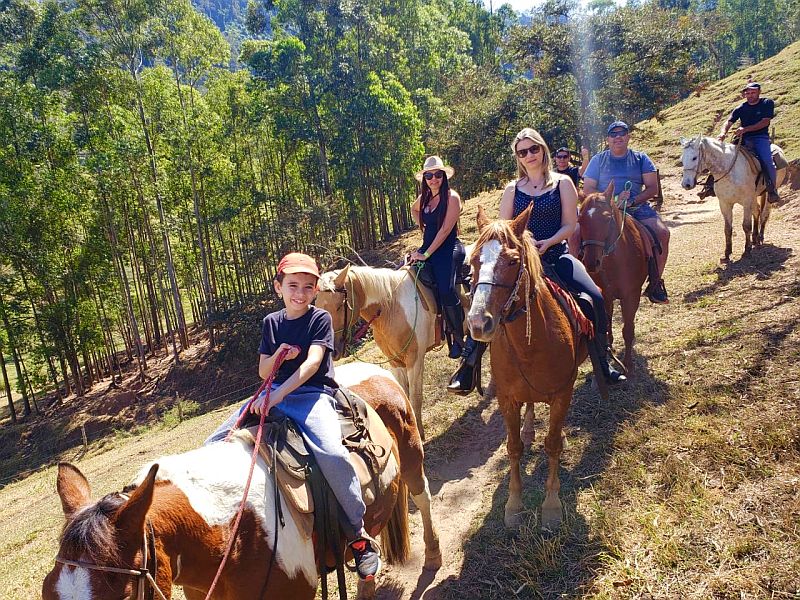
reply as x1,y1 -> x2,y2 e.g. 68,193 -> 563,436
555,165 -> 581,188
729,98 -> 774,138
258,305 -> 338,390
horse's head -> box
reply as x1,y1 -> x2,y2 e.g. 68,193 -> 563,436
680,135 -> 703,190
578,182 -> 620,273
42,463 -> 159,600
467,205 -> 542,342
316,265 -> 353,359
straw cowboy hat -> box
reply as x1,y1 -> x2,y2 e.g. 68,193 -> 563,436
415,155 -> 455,182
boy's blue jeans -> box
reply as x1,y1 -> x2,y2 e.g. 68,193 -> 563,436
205,384 -> 366,533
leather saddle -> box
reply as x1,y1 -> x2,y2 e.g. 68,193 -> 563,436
233,387 -> 396,540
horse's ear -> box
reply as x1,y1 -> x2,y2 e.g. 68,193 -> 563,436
679,137 -> 687,146
114,464 -> 158,537
603,181 -> 615,203
476,205 -> 491,233
333,264 -> 350,289
57,462 -> 92,518
511,204 -> 531,239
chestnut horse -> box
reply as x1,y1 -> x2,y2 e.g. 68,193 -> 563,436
316,265 -> 439,439
42,364 -> 441,600
467,205 -> 588,530
578,183 -> 649,376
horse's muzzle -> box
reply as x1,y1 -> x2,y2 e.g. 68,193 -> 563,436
681,177 -> 696,190
467,311 -> 496,341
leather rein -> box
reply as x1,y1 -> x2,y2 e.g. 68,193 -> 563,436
55,518 -> 167,600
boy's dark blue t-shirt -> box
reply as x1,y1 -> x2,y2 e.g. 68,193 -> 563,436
730,98 -> 774,138
258,305 -> 338,390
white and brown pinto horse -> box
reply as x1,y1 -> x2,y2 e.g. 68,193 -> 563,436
42,364 -> 441,600
680,135 -> 787,263
316,265 -> 438,440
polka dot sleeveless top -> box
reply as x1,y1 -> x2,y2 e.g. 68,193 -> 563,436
512,180 -> 567,265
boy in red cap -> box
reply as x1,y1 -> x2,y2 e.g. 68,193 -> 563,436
207,252 -> 381,580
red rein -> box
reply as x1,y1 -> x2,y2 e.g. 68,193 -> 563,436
204,345 -> 297,600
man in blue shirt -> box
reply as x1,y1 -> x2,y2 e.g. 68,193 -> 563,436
583,121 -> 670,304
718,82 -> 780,203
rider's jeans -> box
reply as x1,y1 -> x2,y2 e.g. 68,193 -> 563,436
743,134 -> 776,189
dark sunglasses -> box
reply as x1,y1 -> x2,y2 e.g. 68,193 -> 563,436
554,153 -> 570,159
424,171 -> 445,180
608,130 -> 628,138
515,145 -> 541,158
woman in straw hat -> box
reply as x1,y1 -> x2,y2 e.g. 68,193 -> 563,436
410,155 -> 466,360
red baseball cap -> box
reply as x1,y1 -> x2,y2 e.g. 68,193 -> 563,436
277,253 -> 320,278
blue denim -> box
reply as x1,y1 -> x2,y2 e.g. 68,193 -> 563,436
205,385 -> 365,532
743,134 -> 776,188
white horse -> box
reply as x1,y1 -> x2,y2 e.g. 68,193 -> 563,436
680,135 -> 787,263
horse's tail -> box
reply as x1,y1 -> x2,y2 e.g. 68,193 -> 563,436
381,479 -> 410,564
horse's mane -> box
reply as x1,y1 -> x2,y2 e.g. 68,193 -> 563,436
59,492 -> 126,565
320,265 -> 411,310
474,218 -> 544,293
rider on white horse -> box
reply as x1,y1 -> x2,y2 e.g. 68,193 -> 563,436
717,82 -> 781,204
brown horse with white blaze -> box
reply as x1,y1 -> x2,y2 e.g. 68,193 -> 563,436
468,205 -> 588,530
42,363 -> 441,600
578,182 -> 649,376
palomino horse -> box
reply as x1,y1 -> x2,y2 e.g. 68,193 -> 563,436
42,363 -> 441,600
317,265 -> 439,439
680,135 -> 787,263
579,182 -> 649,376
467,205 -> 588,530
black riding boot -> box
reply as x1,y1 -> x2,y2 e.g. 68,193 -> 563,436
645,256 -> 668,304
592,328 -> 626,385
766,180 -> 781,204
447,336 -> 487,395
442,302 -> 465,359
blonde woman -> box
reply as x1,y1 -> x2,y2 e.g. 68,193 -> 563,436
448,128 -> 625,394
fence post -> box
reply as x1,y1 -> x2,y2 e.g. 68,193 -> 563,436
176,392 -> 183,422
81,424 -> 88,452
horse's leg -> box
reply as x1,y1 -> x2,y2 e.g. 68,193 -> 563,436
407,472 -> 442,570
605,296 -> 615,350
521,402 -> 535,448
719,200 -> 734,263
356,578 -> 377,600
402,354 -> 426,441
620,294 -> 641,376
541,395 -> 569,530
501,399 -> 525,529
758,195 -> 770,245
742,199 -> 753,257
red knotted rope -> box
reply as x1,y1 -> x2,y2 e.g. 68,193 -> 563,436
204,345 -> 297,600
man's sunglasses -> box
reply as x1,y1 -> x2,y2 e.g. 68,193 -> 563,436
424,171 -> 445,180
608,130 -> 628,138
515,145 -> 541,158
554,154 -> 570,159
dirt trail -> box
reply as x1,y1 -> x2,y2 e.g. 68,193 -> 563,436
373,169 -> 798,599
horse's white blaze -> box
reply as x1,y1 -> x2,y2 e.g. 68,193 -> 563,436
55,565 -> 91,600
133,441 -> 317,587
586,207 -> 597,218
334,362 -> 399,388
469,239 -> 502,317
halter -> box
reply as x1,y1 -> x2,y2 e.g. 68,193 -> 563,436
579,196 -> 627,259
55,519 -> 167,600
684,136 -> 739,187
472,247 -> 532,343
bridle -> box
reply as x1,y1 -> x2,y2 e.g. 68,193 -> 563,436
471,245 -> 532,341
55,518 -> 167,600
684,136 -> 740,187
330,275 -> 380,355
579,202 -> 625,260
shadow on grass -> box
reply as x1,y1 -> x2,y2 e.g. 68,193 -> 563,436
683,244 -> 792,303
419,353 -> 670,599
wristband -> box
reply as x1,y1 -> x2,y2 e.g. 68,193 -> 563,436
423,250 -> 430,259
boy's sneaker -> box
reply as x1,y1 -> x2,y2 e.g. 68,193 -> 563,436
349,537 -> 382,581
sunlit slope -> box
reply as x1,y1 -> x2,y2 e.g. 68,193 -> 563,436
635,41 -> 800,163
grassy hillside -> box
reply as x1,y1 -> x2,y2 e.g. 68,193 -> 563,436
636,41 -> 800,163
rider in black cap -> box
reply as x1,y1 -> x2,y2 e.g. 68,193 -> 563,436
718,82 -> 781,204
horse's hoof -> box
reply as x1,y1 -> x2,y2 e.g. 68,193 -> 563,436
504,507 -> 524,530
541,506 -> 563,531
423,548 -> 443,571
